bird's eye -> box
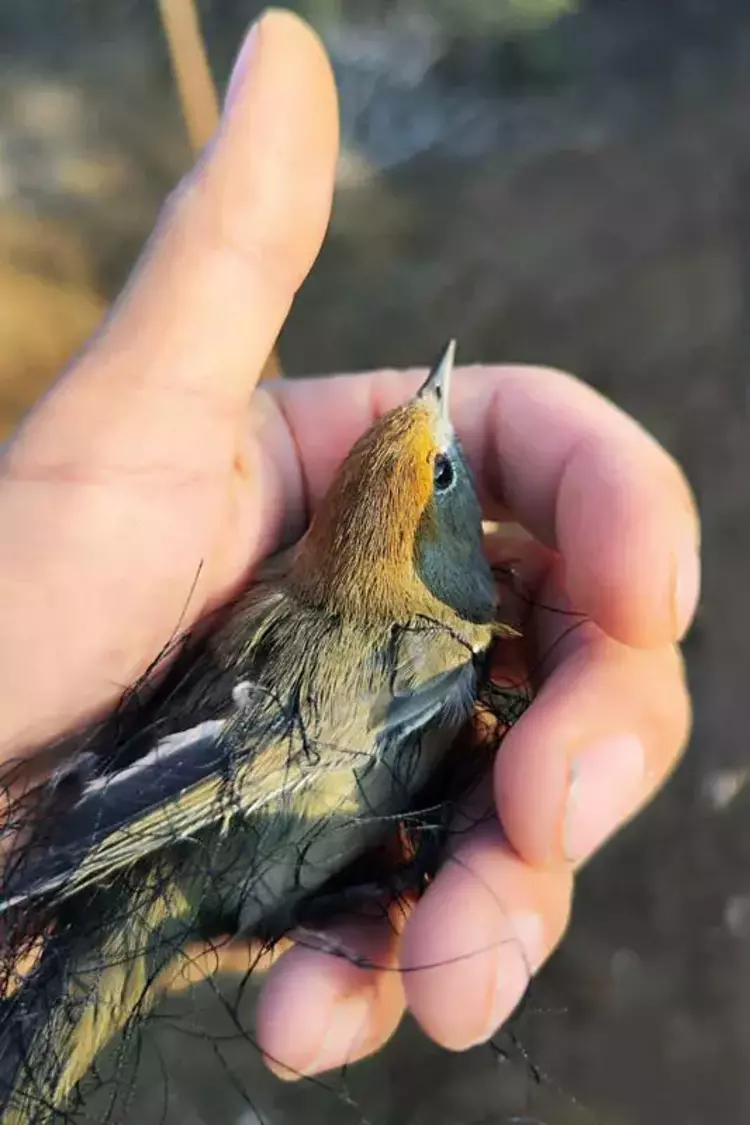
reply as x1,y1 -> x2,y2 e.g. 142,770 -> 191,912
434,453 -> 454,491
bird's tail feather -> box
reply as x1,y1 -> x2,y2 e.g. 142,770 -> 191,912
0,875 -> 195,1125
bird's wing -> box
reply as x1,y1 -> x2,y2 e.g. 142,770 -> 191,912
369,618 -> 480,740
0,689 -> 314,914
0,614 -> 483,916
0,584 -> 297,914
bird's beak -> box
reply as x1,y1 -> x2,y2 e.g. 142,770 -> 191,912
417,338 -> 455,428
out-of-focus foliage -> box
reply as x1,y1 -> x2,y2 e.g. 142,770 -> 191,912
0,0 -> 578,40
299,0 -> 577,35
433,0 -> 576,32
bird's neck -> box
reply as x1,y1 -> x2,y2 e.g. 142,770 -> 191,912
288,542 -> 492,654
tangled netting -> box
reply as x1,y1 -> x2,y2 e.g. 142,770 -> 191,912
0,566 -> 592,1125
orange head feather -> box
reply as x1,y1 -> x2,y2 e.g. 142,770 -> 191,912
291,342 -> 496,631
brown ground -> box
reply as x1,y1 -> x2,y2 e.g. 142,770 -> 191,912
0,2 -> 748,1122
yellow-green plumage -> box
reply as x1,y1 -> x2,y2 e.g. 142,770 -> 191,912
0,342 -> 506,1123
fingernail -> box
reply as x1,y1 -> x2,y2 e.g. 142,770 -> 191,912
565,735 -> 645,863
272,994 -> 372,1079
675,529 -> 701,638
466,912 -> 545,1048
224,17 -> 264,111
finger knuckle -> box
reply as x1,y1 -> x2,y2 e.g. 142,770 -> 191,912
642,644 -> 693,767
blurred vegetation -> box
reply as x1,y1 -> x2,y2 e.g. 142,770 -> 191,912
296,0 -> 578,34
0,0 -> 578,38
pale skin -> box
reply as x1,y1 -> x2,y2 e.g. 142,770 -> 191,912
0,10 -> 698,1082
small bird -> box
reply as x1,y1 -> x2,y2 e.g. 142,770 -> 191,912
0,341 -> 512,1124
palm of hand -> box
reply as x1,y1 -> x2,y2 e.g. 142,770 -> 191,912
0,10 -> 697,1082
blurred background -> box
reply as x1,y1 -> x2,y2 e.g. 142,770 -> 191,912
0,1 -> 747,1122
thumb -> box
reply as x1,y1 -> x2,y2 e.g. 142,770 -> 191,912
9,8 -> 339,472
0,10 -> 337,757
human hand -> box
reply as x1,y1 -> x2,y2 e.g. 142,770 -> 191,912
0,7 -> 698,1082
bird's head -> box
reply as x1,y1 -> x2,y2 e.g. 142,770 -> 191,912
291,342 -> 496,632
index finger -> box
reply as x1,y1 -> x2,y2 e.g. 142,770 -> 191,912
268,363 -> 700,648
